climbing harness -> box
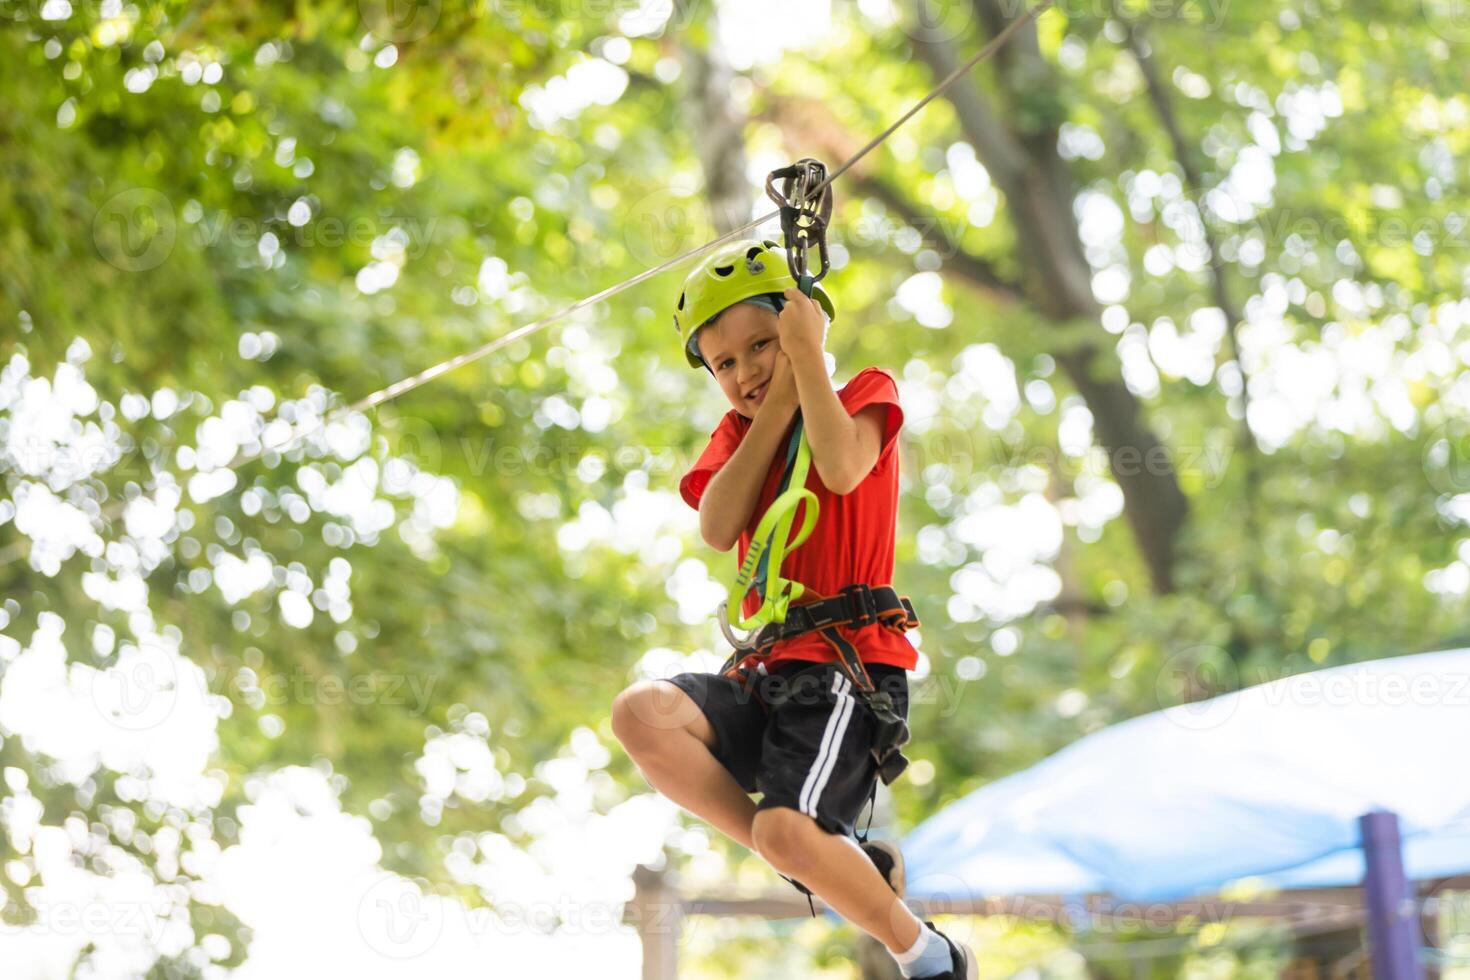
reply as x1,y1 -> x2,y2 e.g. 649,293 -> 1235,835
720,584 -> 919,785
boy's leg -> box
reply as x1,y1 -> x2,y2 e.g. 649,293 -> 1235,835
747,663 -> 941,959
611,678 -> 760,851
752,806 -> 923,953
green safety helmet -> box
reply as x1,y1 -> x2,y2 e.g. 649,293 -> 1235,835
673,238 -> 836,370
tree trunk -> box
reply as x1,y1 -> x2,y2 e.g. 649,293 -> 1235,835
680,38 -> 753,236
908,7 -> 1191,593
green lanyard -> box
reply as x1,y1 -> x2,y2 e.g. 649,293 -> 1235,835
754,415 -> 807,592
717,415 -> 819,650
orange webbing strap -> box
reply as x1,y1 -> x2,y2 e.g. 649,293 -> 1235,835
816,624 -> 873,691
718,585 -> 919,678
878,601 -> 920,634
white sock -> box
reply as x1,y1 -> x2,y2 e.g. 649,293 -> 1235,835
893,923 -> 952,978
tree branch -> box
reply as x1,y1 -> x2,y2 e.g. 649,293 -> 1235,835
849,174 -> 1027,305
1120,20 -> 1260,459
906,32 -> 1028,189
912,13 -> 1190,594
769,35 -> 1190,592
971,0 -> 1044,78
678,40 -> 753,237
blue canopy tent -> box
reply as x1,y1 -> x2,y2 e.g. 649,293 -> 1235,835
901,646 -> 1470,977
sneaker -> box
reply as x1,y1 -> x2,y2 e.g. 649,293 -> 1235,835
859,838 -> 906,898
921,921 -> 978,980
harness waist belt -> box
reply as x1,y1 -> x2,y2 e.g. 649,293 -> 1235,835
721,584 -> 919,787
751,584 -> 918,654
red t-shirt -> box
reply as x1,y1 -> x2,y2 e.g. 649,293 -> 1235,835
679,366 -> 918,671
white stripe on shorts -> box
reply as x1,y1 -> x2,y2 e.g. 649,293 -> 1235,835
799,673 -> 855,818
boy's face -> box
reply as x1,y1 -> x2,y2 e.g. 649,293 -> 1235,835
696,303 -> 780,420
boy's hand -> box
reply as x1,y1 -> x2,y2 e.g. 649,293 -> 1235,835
777,287 -> 825,361
760,349 -> 799,416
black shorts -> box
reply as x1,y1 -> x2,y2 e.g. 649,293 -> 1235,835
665,660 -> 909,838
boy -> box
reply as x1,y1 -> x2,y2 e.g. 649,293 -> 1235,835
611,239 -> 976,979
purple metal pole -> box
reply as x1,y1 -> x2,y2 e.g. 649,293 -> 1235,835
1360,809 -> 1424,980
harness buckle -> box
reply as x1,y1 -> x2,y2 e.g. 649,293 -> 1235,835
875,745 -> 910,785
867,696 -> 911,786
841,584 -> 879,629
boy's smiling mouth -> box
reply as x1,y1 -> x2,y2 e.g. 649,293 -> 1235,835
745,382 -> 767,401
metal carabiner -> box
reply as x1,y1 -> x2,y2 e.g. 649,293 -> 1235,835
764,158 -> 832,292
716,598 -> 761,652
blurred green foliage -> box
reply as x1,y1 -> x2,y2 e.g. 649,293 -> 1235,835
2,0 -> 1469,976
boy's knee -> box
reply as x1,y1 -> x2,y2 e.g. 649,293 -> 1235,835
752,807 -> 820,868
611,681 -> 685,747
610,684 -> 650,745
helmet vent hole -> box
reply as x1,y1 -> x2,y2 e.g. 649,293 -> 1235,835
713,264 -> 734,277
677,292 -> 685,310
763,240 -> 779,250
746,246 -> 763,261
